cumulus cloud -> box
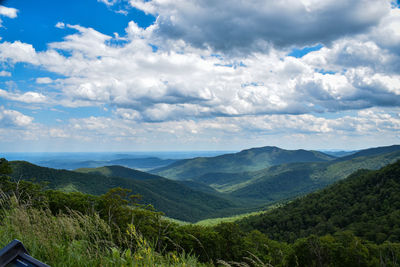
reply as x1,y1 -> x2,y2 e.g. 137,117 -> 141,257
0,2 -> 398,151
0,1 -> 398,150
130,0 -> 390,53
0,18 -> 399,122
0,6 -> 18,19
0,107 -> 33,128
39,106 -> 398,151
369,7 -> 400,55
0,5 -> 18,28
0,89 -> 48,103
0,70 -> 11,77
49,128 -> 69,138
36,77 -> 53,84
0,41 -> 39,64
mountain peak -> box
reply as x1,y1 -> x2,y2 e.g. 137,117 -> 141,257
152,146 -> 335,180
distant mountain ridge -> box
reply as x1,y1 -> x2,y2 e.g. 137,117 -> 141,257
8,161 -> 237,222
151,146 -> 335,180
333,144 -> 400,162
36,157 -> 177,171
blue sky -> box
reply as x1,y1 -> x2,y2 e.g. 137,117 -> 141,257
0,0 -> 400,152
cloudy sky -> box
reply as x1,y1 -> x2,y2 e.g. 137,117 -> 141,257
0,0 -> 399,152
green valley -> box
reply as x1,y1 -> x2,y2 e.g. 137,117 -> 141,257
8,161 -> 238,222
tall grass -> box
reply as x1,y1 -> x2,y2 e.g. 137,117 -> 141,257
0,193 -> 208,266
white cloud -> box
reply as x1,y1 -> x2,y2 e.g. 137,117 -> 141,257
0,89 -> 48,104
0,41 -> 39,64
369,8 -> 400,55
32,107 -> 397,151
98,0 -> 118,7
0,70 -> 11,77
0,3 -> 399,150
49,128 -> 69,138
129,0 -> 390,53
55,22 -> 65,29
0,6 -> 18,19
1,19 -> 399,122
36,77 -> 53,84
115,10 -> 128,16
0,106 -> 33,128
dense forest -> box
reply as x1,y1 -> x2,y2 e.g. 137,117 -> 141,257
8,161 -> 239,222
8,145 -> 400,224
1,157 -> 400,266
238,161 -> 400,244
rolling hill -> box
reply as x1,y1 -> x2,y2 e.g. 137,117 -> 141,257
8,145 -> 400,223
166,146 -> 400,202
151,146 -> 335,180
333,144 -> 400,161
8,161 -> 238,222
75,165 -> 165,180
238,159 -> 400,244
228,147 -> 400,202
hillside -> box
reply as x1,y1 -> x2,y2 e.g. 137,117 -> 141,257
168,145 -> 400,202
229,149 -> 400,201
75,165 -> 164,180
8,161 -> 237,222
152,146 -> 335,180
238,160 -> 400,244
334,144 -> 400,162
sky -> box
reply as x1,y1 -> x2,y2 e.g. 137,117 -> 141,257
0,0 -> 400,152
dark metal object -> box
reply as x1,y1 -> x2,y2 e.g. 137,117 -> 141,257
0,240 -> 50,267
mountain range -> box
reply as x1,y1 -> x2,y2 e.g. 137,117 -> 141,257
152,145 -> 400,201
151,146 -> 335,179
7,144 -> 400,222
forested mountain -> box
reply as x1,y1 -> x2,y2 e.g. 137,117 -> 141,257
238,160 -> 400,244
334,144 -> 400,162
7,145 -> 400,223
75,165 -> 165,180
152,146 -> 335,180
229,148 -> 400,201
161,146 -> 400,207
8,161 -> 237,222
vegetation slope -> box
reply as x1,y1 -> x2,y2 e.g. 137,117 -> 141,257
238,159 -> 400,245
8,161 -> 237,222
152,146 -> 335,180
229,147 -> 400,202
166,145 -> 400,210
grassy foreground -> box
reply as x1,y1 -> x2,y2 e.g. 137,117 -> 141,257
0,195 -> 208,267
